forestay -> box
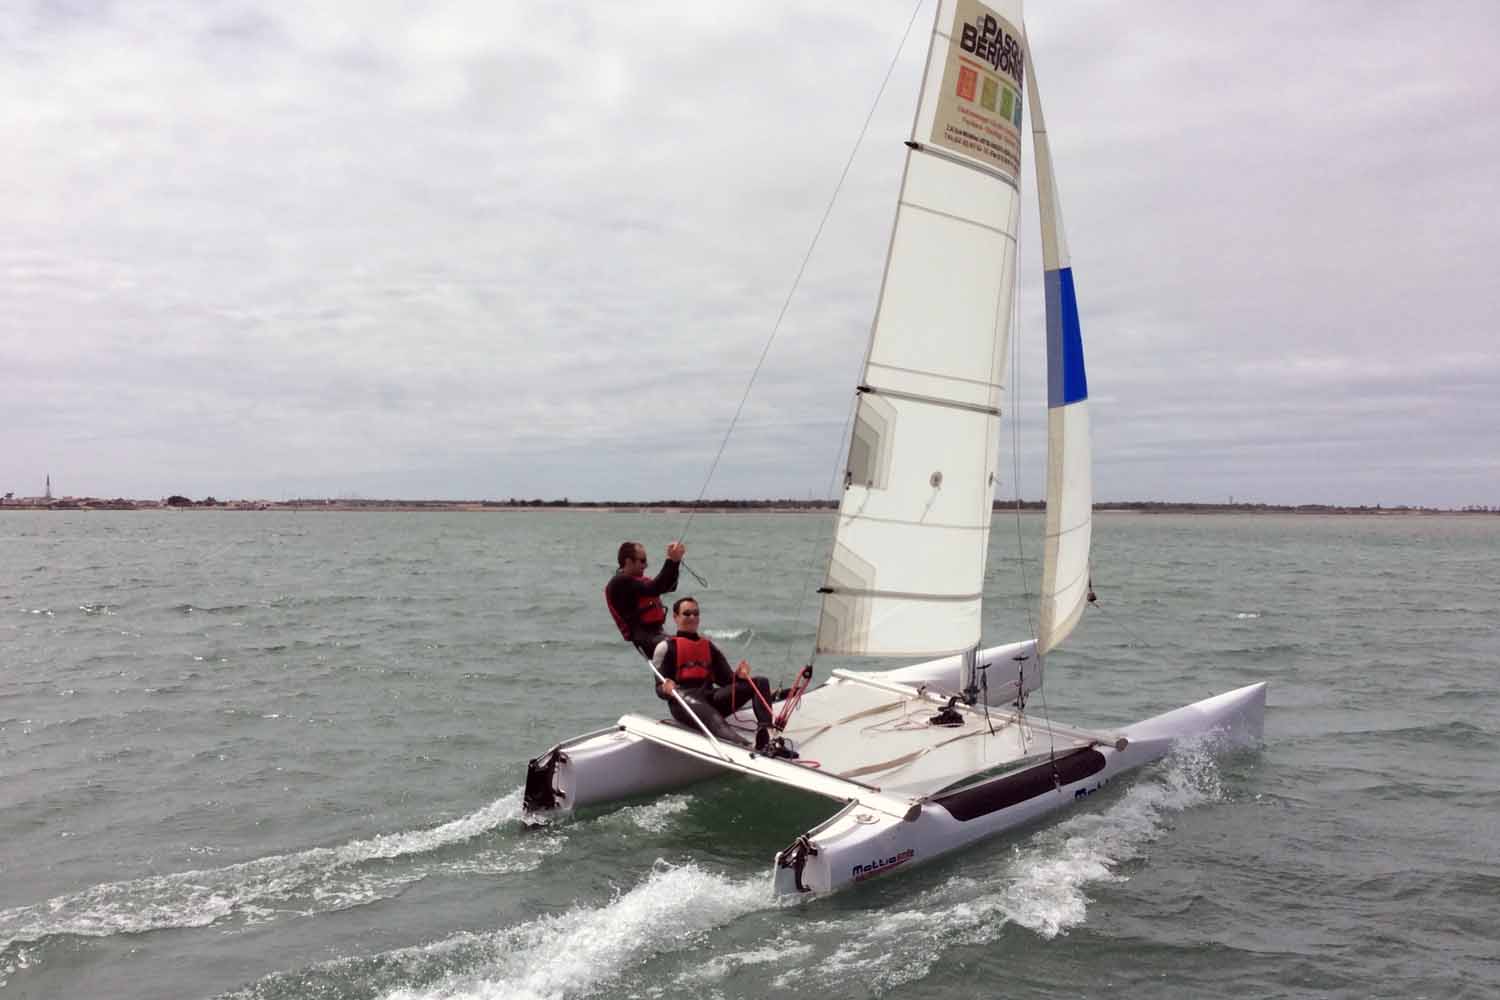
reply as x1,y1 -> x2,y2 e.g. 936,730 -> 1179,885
818,0 -> 1027,658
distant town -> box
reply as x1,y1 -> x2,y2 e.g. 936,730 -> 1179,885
1,492 -> 1495,515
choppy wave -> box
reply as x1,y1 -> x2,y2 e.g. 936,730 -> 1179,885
219,749 -> 1227,1000
223,862 -> 771,1000
606,794 -> 694,834
1338,719 -> 1497,751
172,602 -> 253,615
0,791 -> 534,956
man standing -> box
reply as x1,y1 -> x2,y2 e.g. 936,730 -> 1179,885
605,539 -> 685,658
653,596 -> 776,752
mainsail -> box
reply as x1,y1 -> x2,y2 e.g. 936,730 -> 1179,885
817,0 -> 1027,657
1028,63 -> 1093,655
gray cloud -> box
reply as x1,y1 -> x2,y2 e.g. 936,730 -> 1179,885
3,1 -> 1496,505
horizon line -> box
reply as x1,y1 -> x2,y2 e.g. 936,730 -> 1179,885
2,495 -> 1495,514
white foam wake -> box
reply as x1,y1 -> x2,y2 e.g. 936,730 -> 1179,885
770,745 -> 1227,993
996,740 -> 1223,937
366,862 -> 770,1000
0,790 -> 533,953
604,794 -> 694,834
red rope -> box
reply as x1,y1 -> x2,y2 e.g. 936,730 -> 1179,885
729,663 -> 781,734
747,672 -> 777,721
774,665 -> 815,730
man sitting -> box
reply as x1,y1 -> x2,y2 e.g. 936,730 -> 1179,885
653,596 -> 775,752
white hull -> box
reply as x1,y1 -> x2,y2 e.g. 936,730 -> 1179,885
523,644 -> 1265,896
771,680 -> 1265,894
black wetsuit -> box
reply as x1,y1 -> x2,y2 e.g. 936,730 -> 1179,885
604,558 -> 681,658
654,631 -> 773,747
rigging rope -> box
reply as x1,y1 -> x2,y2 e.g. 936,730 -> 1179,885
1083,583 -> 1149,648
667,0 -> 929,710
778,390 -> 859,679
676,0 -> 929,549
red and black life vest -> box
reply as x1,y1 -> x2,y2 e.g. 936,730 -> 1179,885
672,635 -> 713,686
605,575 -> 666,641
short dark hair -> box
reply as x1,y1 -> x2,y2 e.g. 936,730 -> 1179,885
617,541 -> 642,568
672,596 -> 699,614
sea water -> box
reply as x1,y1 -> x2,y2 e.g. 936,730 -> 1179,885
1,511 -> 1496,999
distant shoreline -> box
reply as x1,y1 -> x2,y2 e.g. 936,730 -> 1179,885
2,498 -> 1494,515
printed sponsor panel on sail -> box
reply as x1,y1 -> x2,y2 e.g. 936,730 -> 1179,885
930,0 -> 1026,179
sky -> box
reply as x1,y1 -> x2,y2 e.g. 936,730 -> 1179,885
4,0 -> 1497,507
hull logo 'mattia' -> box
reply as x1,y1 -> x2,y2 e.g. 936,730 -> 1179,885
851,848 -> 915,881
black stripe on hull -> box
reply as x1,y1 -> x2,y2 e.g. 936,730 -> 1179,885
932,747 -> 1107,822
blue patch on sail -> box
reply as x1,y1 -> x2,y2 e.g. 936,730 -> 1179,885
1045,267 -> 1088,408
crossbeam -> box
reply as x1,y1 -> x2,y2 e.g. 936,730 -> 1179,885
617,714 -> 921,821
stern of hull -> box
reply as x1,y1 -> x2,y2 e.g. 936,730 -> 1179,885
521,722 -> 727,824
523,745 -> 565,816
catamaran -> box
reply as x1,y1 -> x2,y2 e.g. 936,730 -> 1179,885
523,0 -> 1265,895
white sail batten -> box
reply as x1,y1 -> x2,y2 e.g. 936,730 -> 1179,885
818,0 -> 1028,657
1027,59 -> 1093,655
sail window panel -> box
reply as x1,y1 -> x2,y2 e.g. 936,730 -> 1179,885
824,388 -> 1002,658
816,591 -> 982,658
902,152 -> 1018,239
841,401 -> 999,535
865,211 -> 1012,412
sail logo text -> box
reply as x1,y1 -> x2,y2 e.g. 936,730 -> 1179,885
960,13 -> 1024,88
851,848 -> 915,881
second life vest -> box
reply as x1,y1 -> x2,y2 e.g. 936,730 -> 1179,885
672,635 -> 713,685
605,575 -> 666,641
